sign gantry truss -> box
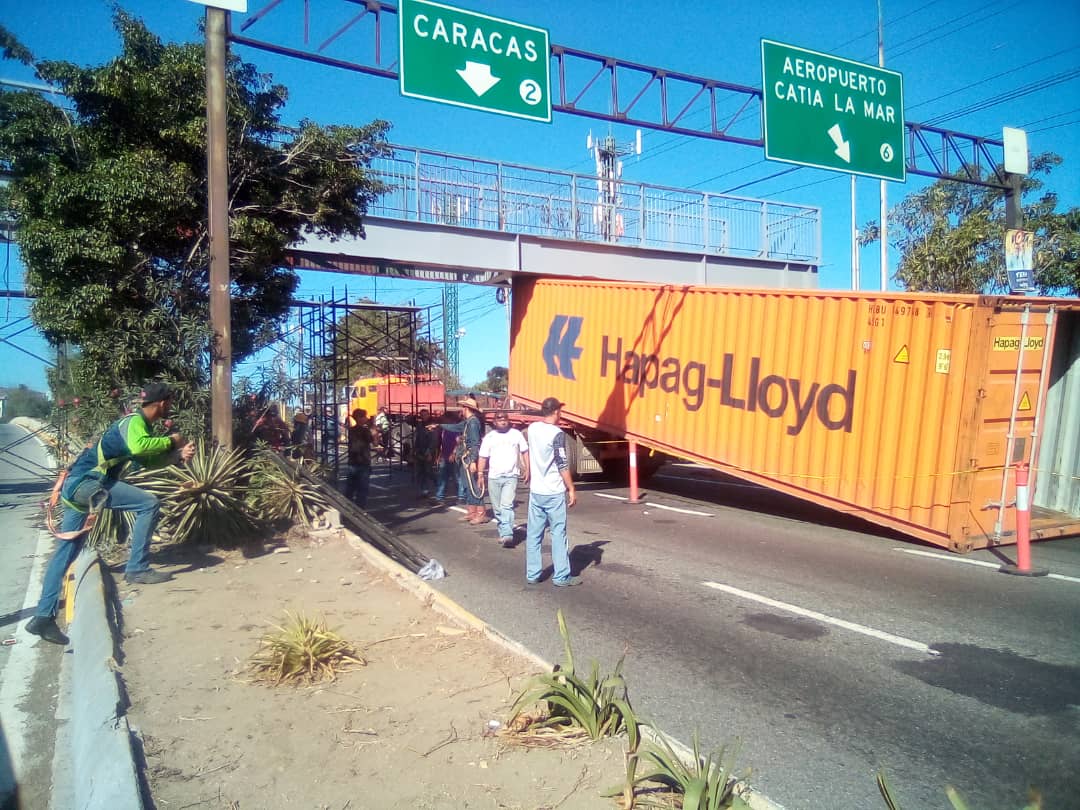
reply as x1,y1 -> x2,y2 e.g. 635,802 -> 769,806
230,0 -> 1009,189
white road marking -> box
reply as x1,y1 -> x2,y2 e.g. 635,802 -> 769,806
0,529 -> 54,776
593,492 -> 712,516
650,503 -> 714,517
450,505 -> 468,514
895,547 -> 1080,584
702,581 -> 938,656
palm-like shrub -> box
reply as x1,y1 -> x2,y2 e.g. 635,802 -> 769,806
620,731 -> 748,809
507,609 -> 640,748
246,451 -> 329,527
132,442 -> 260,546
248,611 -> 366,686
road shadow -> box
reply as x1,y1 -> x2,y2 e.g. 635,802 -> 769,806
0,607 -> 34,630
569,540 -> 608,575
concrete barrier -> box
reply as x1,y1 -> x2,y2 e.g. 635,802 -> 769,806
67,549 -> 143,810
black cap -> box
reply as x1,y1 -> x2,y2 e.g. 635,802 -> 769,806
540,397 -> 565,416
140,382 -> 175,405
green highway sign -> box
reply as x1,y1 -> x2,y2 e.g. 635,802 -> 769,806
399,0 -> 551,123
761,39 -> 905,182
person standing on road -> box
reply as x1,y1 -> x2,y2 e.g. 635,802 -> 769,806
433,410 -> 462,503
345,408 -> 374,508
26,383 -> 196,646
477,412 -> 529,547
440,398 -> 486,523
412,408 -> 437,498
525,397 -> 579,586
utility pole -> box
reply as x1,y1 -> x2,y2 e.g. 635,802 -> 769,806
877,0 -> 889,292
851,175 -> 859,290
205,7 -> 233,447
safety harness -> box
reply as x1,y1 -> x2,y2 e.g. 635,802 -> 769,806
45,469 -> 109,541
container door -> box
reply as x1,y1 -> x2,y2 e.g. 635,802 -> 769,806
1034,311 -> 1080,517
971,307 -> 1052,544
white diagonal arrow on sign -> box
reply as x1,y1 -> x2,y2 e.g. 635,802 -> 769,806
456,61 -> 500,97
828,123 -> 851,163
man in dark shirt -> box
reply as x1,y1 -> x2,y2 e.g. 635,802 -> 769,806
345,408 -> 373,508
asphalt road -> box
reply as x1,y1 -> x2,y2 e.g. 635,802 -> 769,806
368,460 -> 1080,810
0,422 -> 64,810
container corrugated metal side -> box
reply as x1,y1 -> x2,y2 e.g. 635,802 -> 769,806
509,277 -> 1080,551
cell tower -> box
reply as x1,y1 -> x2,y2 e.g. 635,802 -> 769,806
588,129 -> 642,242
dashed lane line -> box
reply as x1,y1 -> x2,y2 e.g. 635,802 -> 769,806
702,580 -> 938,656
592,492 -> 713,515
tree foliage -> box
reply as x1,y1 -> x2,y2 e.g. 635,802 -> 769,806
477,365 -> 508,393
0,12 -> 390,435
860,153 -> 1080,295
1,383 -> 50,421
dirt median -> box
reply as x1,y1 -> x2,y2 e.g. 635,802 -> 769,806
114,530 -> 627,809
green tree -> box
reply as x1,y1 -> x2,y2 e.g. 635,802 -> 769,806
0,13 -> 389,435
859,153 -> 1080,294
1,383 -> 51,421
477,365 -> 508,393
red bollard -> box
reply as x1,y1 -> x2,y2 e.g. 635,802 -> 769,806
1001,461 -> 1048,577
627,440 -> 641,504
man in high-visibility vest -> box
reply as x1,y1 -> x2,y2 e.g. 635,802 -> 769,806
26,383 -> 195,646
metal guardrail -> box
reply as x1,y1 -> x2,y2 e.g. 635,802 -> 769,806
369,146 -> 821,265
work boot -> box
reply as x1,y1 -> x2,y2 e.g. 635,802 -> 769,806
124,569 -> 173,585
470,507 -> 491,525
26,616 -> 69,646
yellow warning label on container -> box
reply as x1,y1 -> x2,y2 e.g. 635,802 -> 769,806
893,345 -> 910,364
1018,392 -> 1032,411
992,336 -> 1045,352
935,349 -> 951,374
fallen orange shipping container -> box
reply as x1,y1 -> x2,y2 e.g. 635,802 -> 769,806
509,277 -> 1080,552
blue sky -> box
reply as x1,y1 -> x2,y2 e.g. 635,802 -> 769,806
3,0 -> 1078,393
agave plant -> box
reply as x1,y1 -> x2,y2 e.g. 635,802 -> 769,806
246,451 -> 330,527
618,730 -> 748,810
877,770 -> 1043,810
248,611 -> 366,686
131,442 -> 260,546
508,609 -> 640,748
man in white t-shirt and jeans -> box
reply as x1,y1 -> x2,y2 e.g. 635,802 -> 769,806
524,397 -> 580,586
477,412 -> 530,548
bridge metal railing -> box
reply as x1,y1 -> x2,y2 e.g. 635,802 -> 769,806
368,146 -> 820,265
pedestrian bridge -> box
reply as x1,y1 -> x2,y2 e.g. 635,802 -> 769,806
287,145 -> 821,288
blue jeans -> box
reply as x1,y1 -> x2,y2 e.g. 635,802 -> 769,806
346,463 -> 371,508
434,459 -> 457,500
460,463 -> 484,506
526,492 -> 571,583
36,478 -> 160,618
487,476 -> 519,539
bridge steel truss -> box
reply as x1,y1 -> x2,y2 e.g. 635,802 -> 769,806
230,0 -> 1010,191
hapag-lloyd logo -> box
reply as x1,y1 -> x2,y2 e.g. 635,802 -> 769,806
600,335 -> 856,436
542,315 -> 583,380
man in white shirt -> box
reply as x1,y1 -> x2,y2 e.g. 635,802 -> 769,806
477,412 -> 530,547
524,397 -> 580,586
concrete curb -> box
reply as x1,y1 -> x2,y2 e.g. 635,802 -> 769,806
337,527 -> 786,810
68,549 -> 143,810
